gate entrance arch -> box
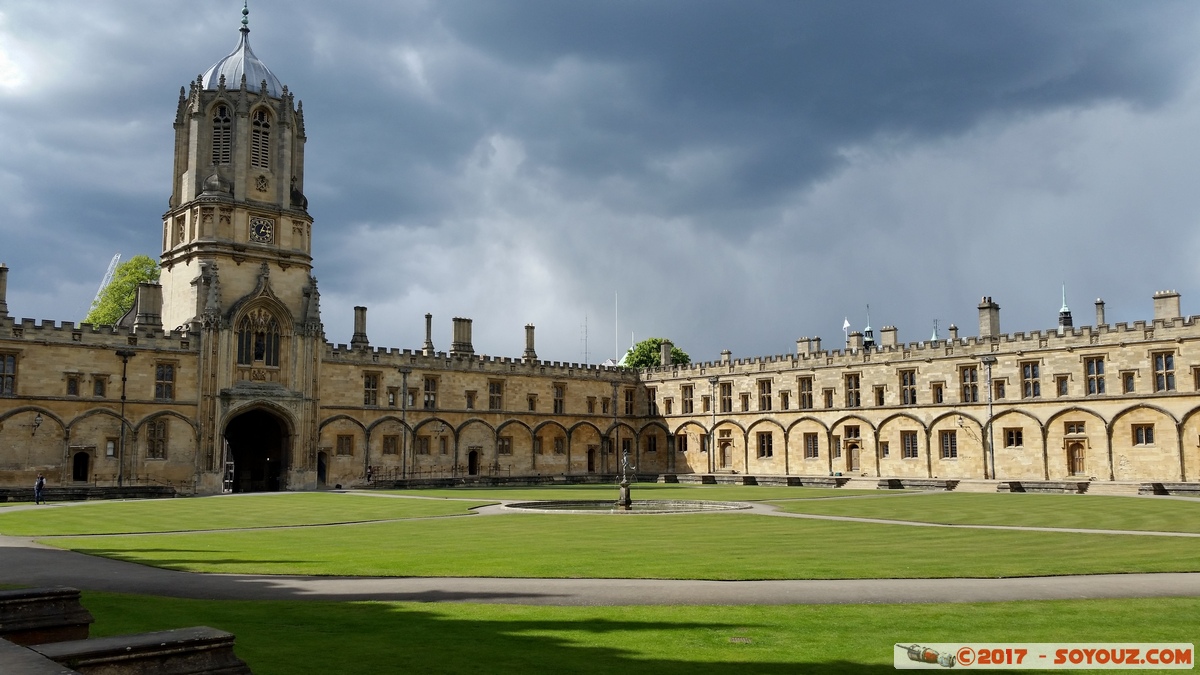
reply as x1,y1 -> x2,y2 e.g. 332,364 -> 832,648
224,408 -> 291,492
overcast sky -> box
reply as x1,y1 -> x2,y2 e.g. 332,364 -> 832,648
3,1 -> 1200,365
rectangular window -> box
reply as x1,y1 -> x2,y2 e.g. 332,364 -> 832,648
406,388 -> 417,408
844,425 -> 860,439
682,385 -> 694,414
624,389 -> 635,415
740,393 -> 750,412
1085,356 -> 1105,395
363,373 -> 378,406
439,436 -> 448,455
1004,428 -> 1023,448
553,384 -> 566,414
756,432 -> 773,458
845,374 -> 861,408
66,375 -> 79,397
423,377 -> 437,409
960,367 -> 978,403
874,385 -> 885,407
154,363 -> 176,401
901,431 -> 919,459
587,397 -> 596,414
382,435 -> 399,455
939,430 -> 957,459
336,435 -> 353,456
1056,375 -> 1069,397
1021,361 -> 1041,398
833,435 -> 842,458
664,398 -> 673,415
465,391 -> 476,410
527,394 -> 537,412
489,381 -> 503,410
677,434 -> 688,453
779,390 -> 790,410
93,377 -> 106,398
554,437 -> 566,454
701,395 -> 711,413
1133,424 -> 1155,446
1065,421 -> 1086,435
798,377 -> 813,409
879,441 -> 890,458
1123,372 -> 1136,394
900,370 -> 917,405
758,380 -> 772,411
993,379 -> 1005,400
602,397 -> 610,415
647,387 -> 658,416
645,436 -> 658,453
932,382 -> 944,404
533,437 -> 543,455
416,436 -> 431,455
387,387 -> 397,407
804,432 -> 819,459
719,383 -> 733,413
146,419 -> 168,459
823,389 -> 835,409
1153,352 -> 1176,392
106,438 -> 117,457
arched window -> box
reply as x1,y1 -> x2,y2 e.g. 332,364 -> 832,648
251,109 -> 270,169
211,104 -> 232,165
146,420 -> 168,459
236,308 -> 281,367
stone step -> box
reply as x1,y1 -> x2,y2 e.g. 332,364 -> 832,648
839,477 -> 880,490
951,480 -> 1000,493
1084,482 -> 1141,496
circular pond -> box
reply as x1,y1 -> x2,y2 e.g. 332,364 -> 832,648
502,499 -> 751,514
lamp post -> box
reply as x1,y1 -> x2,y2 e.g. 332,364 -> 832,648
398,366 -> 411,480
115,349 -> 136,487
981,355 -> 997,480
708,376 -> 719,475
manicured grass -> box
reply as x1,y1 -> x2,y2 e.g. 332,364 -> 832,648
81,591 -> 1200,675
45,512 -> 1200,579
0,492 -> 490,536
766,492 -> 1200,533
382,483 -> 878,501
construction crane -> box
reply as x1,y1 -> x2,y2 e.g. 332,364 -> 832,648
88,253 -> 121,316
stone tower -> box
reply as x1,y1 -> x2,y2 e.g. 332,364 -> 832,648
160,6 -> 324,492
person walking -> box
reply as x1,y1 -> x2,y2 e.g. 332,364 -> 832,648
33,473 -> 46,505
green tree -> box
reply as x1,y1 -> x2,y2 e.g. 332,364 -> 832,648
621,337 -> 691,369
85,255 -> 161,325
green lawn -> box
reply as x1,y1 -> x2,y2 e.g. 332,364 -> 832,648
766,492 -> 1200,533
44,512 -> 1200,579
380,483 -> 878,501
82,592 -> 1200,675
0,492 -> 490,536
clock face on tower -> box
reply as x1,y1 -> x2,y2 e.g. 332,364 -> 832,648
249,217 -> 274,244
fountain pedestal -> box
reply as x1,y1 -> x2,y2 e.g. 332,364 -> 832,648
617,480 -> 632,511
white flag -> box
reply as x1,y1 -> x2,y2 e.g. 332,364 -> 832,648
842,318 -> 850,332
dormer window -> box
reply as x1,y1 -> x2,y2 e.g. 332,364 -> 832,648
251,109 -> 270,169
211,104 -> 232,165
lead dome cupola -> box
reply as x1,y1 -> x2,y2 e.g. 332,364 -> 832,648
200,4 -> 283,97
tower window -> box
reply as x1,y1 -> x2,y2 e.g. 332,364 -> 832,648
236,309 -> 280,367
251,109 -> 271,170
211,104 -> 232,165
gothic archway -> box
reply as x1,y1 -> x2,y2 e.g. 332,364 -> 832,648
224,408 -> 290,492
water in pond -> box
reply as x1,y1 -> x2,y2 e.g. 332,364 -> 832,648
503,500 -> 750,514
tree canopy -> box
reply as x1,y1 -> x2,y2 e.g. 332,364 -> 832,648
85,255 -> 161,325
622,337 -> 691,369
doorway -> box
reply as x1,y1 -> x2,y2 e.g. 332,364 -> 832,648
317,452 -> 328,486
848,444 -> 860,472
1068,442 -> 1085,476
587,447 -> 596,473
468,450 -> 479,476
72,452 -> 90,482
224,408 -> 290,492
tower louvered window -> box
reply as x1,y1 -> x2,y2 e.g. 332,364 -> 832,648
251,109 -> 271,169
211,105 -> 232,165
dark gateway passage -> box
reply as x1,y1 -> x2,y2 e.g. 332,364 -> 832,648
224,409 -> 289,492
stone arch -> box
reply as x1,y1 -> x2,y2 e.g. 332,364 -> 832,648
987,409 -> 1045,480
746,418 -> 787,474
222,403 -> 297,492
1109,405 -> 1181,481
877,413 -> 931,479
318,414 -> 367,433
568,422 -> 605,475
1043,407 -> 1109,480
830,415 -> 876,476
366,415 -> 410,435
1176,405 -> 1200,481
0,407 -> 66,480
786,416 -> 830,476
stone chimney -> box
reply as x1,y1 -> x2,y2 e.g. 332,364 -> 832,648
847,331 -> 863,351
811,337 -> 822,353
978,296 -> 1001,339
423,313 -> 435,356
880,326 -> 898,348
720,349 -> 731,365
451,317 -> 474,357
350,306 -> 369,349
523,324 -> 537,361
948,324 -> 959,341
659,339 -> 674,367
1153,290 -> 1181,321
0,263 -> 8,318
132,283 -> 163,331
1095,298 -> 1106,326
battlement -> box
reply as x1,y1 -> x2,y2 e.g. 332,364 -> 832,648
0,316 -> 198,351
323,342 -> 632,380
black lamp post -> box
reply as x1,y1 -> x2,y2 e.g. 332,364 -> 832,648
115,349 -> 136,487
397,366 -> 411,479
981,355 -> 997,480
708,376 -> 719,474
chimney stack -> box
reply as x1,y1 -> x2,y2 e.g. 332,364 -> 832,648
1095,298 -> 1106,326
351,306 -> 369,349
0,263 -> 8,318
720,349 -> 731,365
880,326 -> 898,348
451,317 -> 474,357
847,331 -> 863,351
659,339 -> 674,367
811,337 -> 822,353
948,324 -> 959,341
1153,290 -> 1181,321
133,283 -> 163,331
524,324 -> 537,361
423,313 -> 435,356
978,296 -> 1001,339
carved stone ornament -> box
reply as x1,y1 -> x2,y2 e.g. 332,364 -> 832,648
255,175 -> 269,192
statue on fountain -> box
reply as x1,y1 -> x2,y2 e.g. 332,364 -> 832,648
616,449 -> 636,510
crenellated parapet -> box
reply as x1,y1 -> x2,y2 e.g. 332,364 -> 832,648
0,316 -> 199,352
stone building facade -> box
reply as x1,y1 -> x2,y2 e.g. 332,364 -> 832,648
0,15 -> 1197,494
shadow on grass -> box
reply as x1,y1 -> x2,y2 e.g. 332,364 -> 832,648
85,593 -> 896,674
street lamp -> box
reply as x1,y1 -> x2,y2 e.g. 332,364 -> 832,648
708,376 -> 719,474
30,413 -> 42,436
397,366 -> 411,480
115,349 -> 136,487
981,355 -> 997,480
